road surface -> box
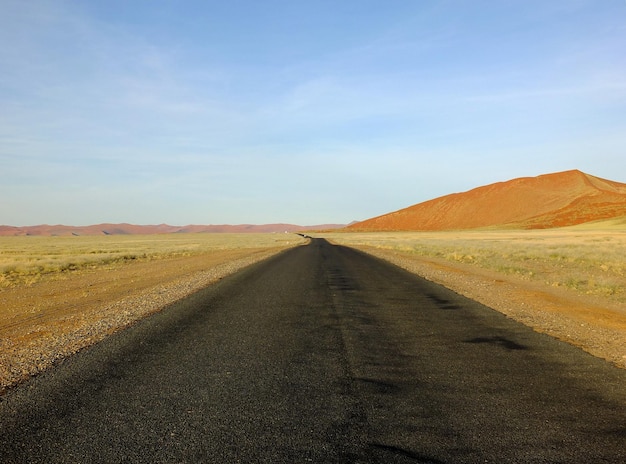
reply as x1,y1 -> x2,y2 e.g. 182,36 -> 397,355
1,239 -> 624,463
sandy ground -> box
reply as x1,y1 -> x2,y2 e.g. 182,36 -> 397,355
1,240 -> 625,394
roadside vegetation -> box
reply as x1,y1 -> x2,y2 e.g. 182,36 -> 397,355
0,233 -> 299,288
324,228 -> 626,305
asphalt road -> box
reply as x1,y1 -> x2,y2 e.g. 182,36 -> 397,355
1,238 -> 625,463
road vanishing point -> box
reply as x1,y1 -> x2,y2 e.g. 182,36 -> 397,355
1,239 -> 625,463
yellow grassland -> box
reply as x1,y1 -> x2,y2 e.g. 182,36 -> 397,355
0,233 -> 299,288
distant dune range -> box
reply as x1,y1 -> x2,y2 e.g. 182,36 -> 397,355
0,223 -> 346,237
3,170 -> 626,236
347,170 -> 626,231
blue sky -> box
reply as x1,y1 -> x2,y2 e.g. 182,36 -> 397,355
1,0 -> 625,226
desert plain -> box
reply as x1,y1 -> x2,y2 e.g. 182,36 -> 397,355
1,226 -> 626,394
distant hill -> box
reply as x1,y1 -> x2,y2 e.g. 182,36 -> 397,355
0,223 -> 346,237
347,170 -> 626,231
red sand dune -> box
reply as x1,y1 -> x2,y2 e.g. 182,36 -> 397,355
347,170 -> 626,231
0,223 -> 345,237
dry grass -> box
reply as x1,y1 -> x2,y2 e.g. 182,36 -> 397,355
0,233 -> 299,288
322,229 -> 626,306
